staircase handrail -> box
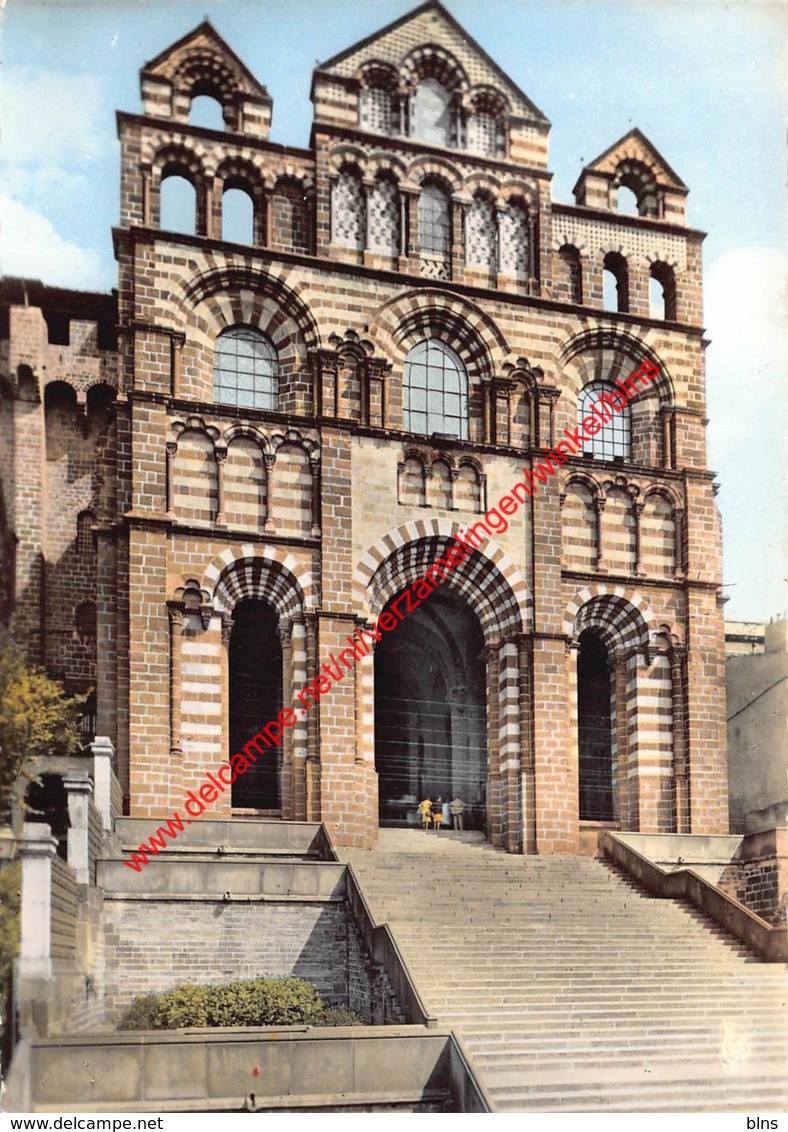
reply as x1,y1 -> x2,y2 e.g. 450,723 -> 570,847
343,862 -> 439,1028
599,830 -> 787,962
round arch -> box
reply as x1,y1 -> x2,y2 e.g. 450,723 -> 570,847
356,518 -> 532,642
203,545 -> 316,617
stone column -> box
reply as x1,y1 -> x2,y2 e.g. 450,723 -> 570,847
170,334 -> 184,399
64,772 -> 93,886
634,501 -> 645,575
279,618 -> 295,819
141,165 -> 152,227
517,634 -> 536,854
167,604 -> 184,762
90,735 -> 117,832
670,647 -> 690,833
304,613 -> 321,821
290,615 -> 309,820
498,639 -> 522,853
165,441 -> 178,516
595,497 -> 606,570
310,456 -> 322,537
19,824 -> 57,979
214,445 -> 227,527
484,641 -> 502,847
264,454 -> 276,531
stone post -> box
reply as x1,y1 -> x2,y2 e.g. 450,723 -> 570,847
64,772 -> 92,886
19,824 -> 57,979
90,735 -> 116,832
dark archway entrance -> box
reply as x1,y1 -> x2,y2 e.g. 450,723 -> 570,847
229,598 -> 281,810
374,589 -> 487,828
577,628 -> 615,820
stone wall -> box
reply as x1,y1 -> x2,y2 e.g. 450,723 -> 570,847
102,896 -> 401,1025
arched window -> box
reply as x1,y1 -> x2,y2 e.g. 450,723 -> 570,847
213,327 -> 278,411
419,181 -> 450,258
367,175 -> 400,256
557,244 -> 583,304
331,166 -> 366,250
465,193 -> 496,271
222,187 -> 254,244
229,599 -> 282,810
650,262 -> 677,321
76,510 -> 95,556
160,173 -> 197,234
75,601 -> 97,645
603,252 -> 629,313
404,340 -> 468,439
578,381 -> 631,460
616,185 -> 639,215
189,94 -> 225,130
411,77 -> 452,146
359,85 -> 395,134
577,629 -> 614,821
467,110 -> 503,157
498,200 -> 529,282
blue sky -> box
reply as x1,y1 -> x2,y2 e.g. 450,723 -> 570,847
1,0 -> 785,621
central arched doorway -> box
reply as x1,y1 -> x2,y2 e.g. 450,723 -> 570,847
229,598 -> 282,810
577,628 -> 615,821
374,589 -> 487,828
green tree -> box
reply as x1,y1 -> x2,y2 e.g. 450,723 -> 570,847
0,636 -> 83,818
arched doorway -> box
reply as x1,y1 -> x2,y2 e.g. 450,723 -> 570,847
229,598 -> 281,810
374,589 -> 487,828
577,628 -> 615,820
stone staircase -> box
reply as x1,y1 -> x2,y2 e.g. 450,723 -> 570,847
341,830 -> 788,1112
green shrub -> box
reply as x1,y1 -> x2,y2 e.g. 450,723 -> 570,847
118,977 -> 362,1031
311,1005 -> 363,1027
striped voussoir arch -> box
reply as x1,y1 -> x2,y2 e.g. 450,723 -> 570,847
202,544 -> 317,619
355,518 -> 532,644
369,289 -> 509,380
563,583 -> 656,654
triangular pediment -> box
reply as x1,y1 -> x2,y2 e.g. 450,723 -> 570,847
583,128 -> 686,189
142,20 -> 270,104
316,0 -> 548,125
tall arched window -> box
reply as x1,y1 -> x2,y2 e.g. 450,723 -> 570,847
331,166 -> 366,250
213,327 -> 278,411
419,181 -> 451,258
160,172 -> 197,234
229,599 -> 282,810
577,629 -> 615,821
359,85 -> 395,134
578,380 -> 631,460
498,200 -> 529,282
411,77 -> 452,146
650,262 -> 677,321
465,193 -> 496,271
603,252 -> 630,313
404,339 -> 468,439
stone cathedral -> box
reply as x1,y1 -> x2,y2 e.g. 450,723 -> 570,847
0,0 -> 728,854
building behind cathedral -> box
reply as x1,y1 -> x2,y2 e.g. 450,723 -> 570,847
0,0 -> 729,854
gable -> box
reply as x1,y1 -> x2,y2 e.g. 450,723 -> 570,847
584,128 -> 686,190
317,0 -> 548,126
142,20 -> 271,105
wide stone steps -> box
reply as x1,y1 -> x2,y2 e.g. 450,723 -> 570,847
341,830 -> 787,1112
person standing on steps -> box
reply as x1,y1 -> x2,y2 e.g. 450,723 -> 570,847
432,796 -> 445,830
418,797 -> 432,830
449,795 -> 465,830
441,798 -> 451,827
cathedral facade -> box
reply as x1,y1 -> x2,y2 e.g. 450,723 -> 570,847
0,0 -> 728,852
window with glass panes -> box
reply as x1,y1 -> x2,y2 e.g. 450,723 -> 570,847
578,381 -> 631,459
404,339 -> 468,439
213,327 -> 278,411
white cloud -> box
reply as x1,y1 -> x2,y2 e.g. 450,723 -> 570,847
1,66 -> 116,166
0,195 -> 105,289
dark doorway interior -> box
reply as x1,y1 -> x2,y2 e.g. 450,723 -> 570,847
374,589 -> 487,828
577,629 -> 615,820
229,598 -> 282,809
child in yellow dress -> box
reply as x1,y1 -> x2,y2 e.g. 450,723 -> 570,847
418,798 -> 432,830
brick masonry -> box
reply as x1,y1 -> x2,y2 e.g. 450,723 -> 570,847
0,4 -> 729,855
